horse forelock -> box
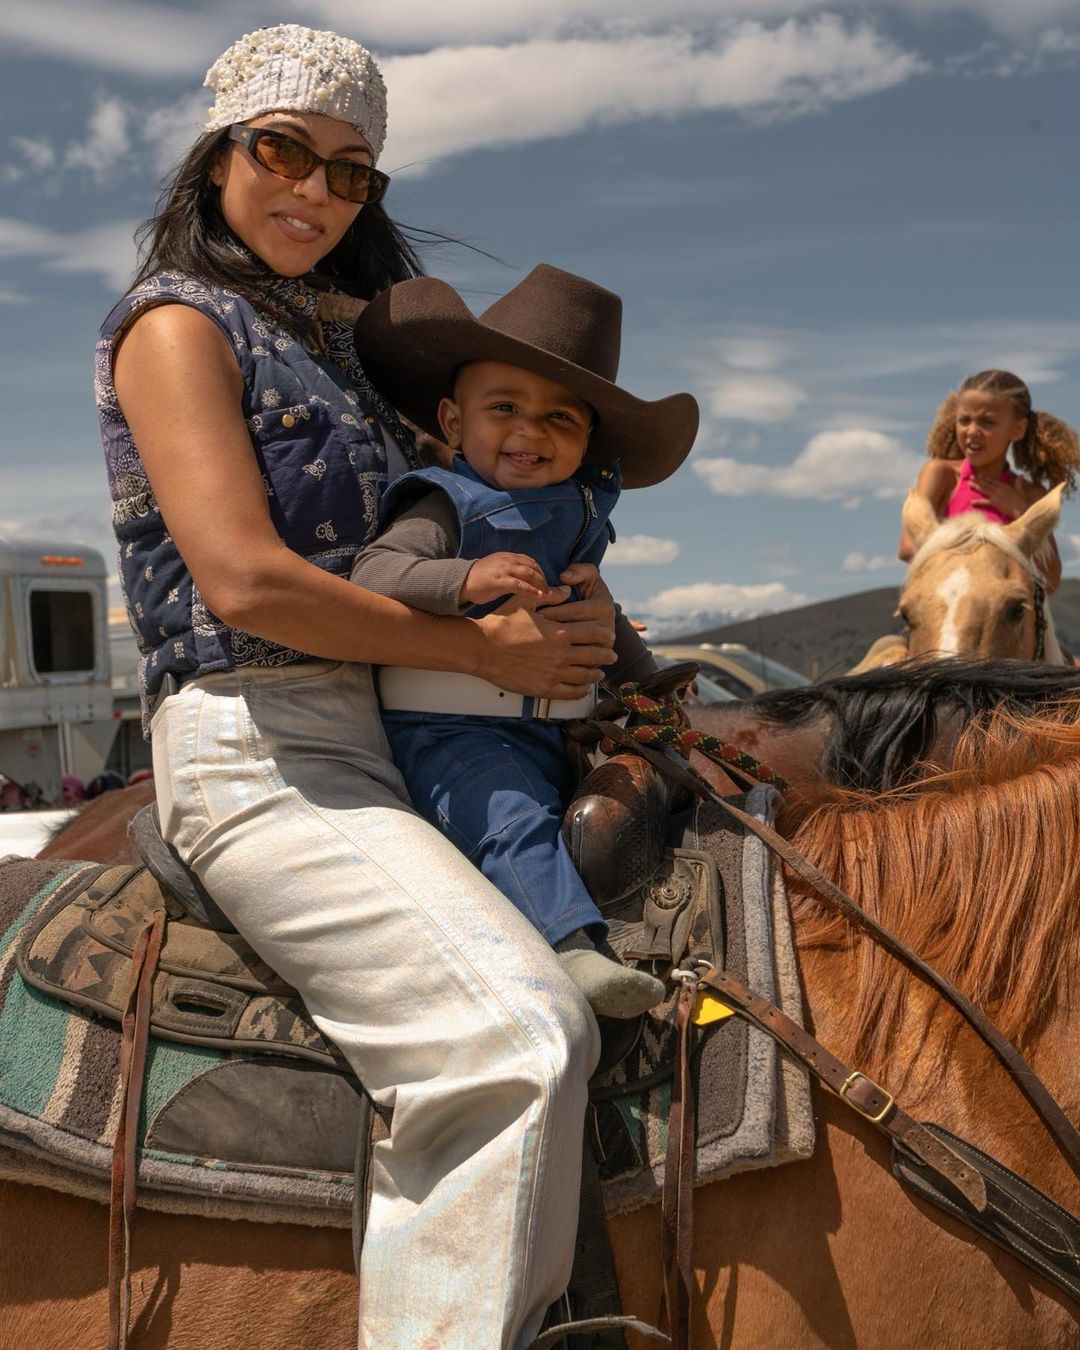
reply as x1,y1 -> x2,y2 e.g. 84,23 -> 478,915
906,512 -> 1035,577
789,700 -> 1080,1082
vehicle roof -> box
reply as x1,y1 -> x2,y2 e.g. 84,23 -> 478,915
0,534 -> 107,579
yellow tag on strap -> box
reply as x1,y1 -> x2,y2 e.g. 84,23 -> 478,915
690,990 -> 737,1026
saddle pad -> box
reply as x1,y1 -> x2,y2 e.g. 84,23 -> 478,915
18,862 -> 345,1068
0,787 -> 814,1229
0,857 -> 357,1228
590,784 -> 815,1216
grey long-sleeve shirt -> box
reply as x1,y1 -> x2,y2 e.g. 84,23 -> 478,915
350,489 -> 658,688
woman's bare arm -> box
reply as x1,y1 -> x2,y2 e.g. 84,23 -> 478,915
113,305 -> 615,697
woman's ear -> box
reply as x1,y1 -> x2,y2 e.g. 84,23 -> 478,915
437,396 -> 463,449
208,149 -> 225,188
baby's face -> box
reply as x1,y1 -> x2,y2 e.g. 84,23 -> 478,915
437,360 -> 593,491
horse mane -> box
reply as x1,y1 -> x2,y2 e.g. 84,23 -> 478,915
788,699 -> 1080,1074
907,512 -> 1032,574
742,658 -> 1080,791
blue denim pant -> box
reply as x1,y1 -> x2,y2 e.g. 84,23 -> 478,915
151,661 -> 599,1349
384,713 -> 606,947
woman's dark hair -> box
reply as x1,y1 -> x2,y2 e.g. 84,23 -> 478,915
131,129 -> 432,333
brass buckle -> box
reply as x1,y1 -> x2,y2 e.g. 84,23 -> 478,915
838,1071 -> 895,1123
534,697 -> 551,720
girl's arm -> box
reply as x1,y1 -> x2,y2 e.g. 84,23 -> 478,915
898,460 -> 956,561
113,305 -> 615,698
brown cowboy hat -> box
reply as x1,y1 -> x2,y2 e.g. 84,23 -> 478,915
352,264 -> 698,489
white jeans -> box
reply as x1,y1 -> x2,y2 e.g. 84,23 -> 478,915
151,660 -> 599,1349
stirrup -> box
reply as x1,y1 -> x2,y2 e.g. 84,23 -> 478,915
128,803 -> 236,932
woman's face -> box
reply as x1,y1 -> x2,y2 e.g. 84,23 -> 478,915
209,111 -> 371,276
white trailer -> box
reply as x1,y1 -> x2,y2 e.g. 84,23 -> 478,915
0,535 -> 117,802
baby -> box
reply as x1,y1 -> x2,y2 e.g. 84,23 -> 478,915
351,264 -> 698,1017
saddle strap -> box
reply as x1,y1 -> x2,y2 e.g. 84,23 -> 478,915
107,908 -> 165,1350
892,1123 -> 1080,1305
591,719 -> 1080,1192
659,979 -> 697,1350
697,968 -> 987,1211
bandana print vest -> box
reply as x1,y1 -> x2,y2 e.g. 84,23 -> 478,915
96,269 -> 415,722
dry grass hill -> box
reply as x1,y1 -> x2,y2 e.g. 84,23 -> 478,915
685,578 -> 1080,680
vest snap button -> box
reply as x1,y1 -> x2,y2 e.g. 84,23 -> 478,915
292,293 -> 306,308
282,413 -> 296,428
364,415 -> 375,426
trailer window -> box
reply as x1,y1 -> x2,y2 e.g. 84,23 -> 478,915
29,589 -> 96,674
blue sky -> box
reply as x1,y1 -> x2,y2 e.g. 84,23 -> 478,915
2,1 -> 1080,635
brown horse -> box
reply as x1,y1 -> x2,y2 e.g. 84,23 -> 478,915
898,486 -> 1065,662
7,687 -> 1080,1345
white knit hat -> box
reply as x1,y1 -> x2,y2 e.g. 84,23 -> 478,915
204,24 -> 388,162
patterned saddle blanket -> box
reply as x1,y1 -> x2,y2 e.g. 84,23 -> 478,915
0,787 -> 813,1227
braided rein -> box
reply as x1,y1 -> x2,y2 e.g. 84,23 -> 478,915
593,681 -> 792,794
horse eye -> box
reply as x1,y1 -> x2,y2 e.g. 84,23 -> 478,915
896,606 -> 913,629
1004,599 -> 1026,624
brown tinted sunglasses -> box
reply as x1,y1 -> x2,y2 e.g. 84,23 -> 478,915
226,125 -> 390,205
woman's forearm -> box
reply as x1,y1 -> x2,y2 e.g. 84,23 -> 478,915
213,540 -> 614,697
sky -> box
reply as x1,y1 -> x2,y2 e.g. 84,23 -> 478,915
2,0 -> 1080,638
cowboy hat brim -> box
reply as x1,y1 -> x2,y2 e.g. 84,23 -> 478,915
353,277 -> 698,489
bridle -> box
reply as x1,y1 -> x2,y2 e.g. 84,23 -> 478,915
1033,576 -> 1048,661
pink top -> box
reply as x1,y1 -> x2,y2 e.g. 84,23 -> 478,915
945,457 -> 1016,525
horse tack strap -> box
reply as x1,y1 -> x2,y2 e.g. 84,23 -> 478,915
107,908 -> 165,1350
659,980 -> 698,1349
589,718 -> 1080,1192
697,968 -> 987,1212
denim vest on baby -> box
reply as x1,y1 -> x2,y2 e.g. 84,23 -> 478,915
96,269 -> 412,714
379,456 -> 621,618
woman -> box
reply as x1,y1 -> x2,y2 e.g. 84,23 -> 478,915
96,24 -> 614,1347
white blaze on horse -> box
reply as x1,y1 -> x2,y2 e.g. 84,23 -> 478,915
899,484 -> 1066,663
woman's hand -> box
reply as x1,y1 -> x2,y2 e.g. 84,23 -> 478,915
474,568 -> 616,699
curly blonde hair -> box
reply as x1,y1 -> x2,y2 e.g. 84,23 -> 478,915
924,369 -> 1080,495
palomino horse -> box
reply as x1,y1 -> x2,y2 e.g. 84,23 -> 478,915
5,688 -> 1080,1344
899,485 -> 1065,663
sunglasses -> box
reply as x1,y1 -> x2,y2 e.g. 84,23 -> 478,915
226,125 -> 390,205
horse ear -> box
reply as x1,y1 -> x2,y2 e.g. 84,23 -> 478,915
1003,483 -> 1063,560
901,490 -> 940,554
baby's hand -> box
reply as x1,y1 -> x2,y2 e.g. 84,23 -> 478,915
461,552 -> 554,605
558,562 -> 602,599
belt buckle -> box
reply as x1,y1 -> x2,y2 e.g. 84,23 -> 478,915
534,697 -> 551,719
838,1071 -> 895,1123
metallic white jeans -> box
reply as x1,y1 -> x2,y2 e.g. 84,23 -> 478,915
150,660 -> 599,1349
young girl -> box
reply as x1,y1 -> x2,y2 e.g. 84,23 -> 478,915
897,368 -> 1080,592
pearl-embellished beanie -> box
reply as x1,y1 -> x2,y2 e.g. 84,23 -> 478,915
204,24 -> 387,161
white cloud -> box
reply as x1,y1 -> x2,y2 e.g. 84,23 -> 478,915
10,136 -> 55,171
642,580 -> 809,617
307,1 -> 826,49
707,372 -> 808,423
605,534 -> 680,564
44,220 -> 140,292
842,551 -> 899,573
379,19 -> 923,170
63,97 -> 131,183
692,427 -> 923,504
0,216 -> 139,292
0,0 -> 226,75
